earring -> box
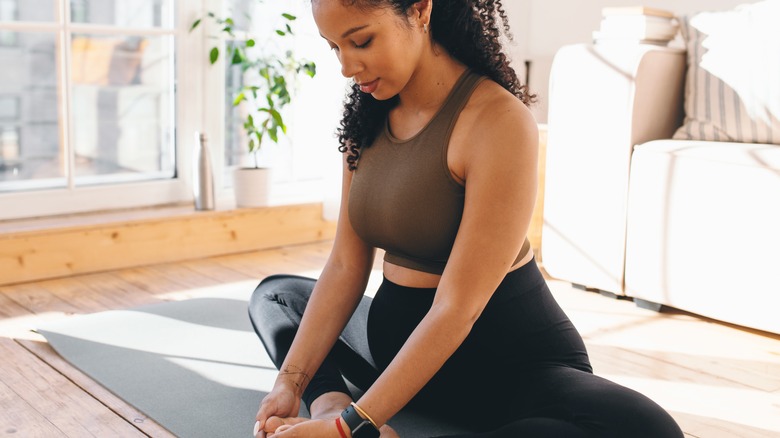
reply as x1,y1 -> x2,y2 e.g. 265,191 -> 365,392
423,23 -> 429,33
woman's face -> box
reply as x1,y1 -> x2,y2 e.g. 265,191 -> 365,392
312,0 -> 426,100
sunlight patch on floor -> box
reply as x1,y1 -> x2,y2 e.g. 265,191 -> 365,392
166,356 -> 279,393
153,280 -> 258,301
0,311 -> 67,340
601,374 -> 780,433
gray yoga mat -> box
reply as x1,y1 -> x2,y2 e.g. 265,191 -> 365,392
38,285 -> 472,438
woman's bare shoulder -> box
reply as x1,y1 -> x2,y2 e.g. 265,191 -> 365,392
448,79 -> 537,183
467,79 -> 535,133
454,79 -> 537,159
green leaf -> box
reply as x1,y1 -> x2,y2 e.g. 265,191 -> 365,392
231,47 -> 243,65
275,30 -> 285,36
246,39 -> 255,47
233,92 -> 246,106
269,109 -> 284,130
225,18 -> 234,26
286,24 -> 293,35
282,13 -> 296,21
268,126 -> 279,143
209,47 -> 219,64
189,18 -> 201,32
249,138 -> 256,153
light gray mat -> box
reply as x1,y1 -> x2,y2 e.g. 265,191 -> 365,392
38,287 -> 471,438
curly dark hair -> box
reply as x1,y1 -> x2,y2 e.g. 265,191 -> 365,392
334,0 -> 534,170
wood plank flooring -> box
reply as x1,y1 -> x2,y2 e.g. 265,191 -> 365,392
1,240 -> 778,437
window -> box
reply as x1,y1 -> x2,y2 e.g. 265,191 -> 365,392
0,0 -> 202,220
1,0 -> 337,219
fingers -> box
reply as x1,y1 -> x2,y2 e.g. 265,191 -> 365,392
263,416 -> 286,433
255,403 -> 271,428
266,423 -> 298,437
265,422 -> 294,437
263,416 -> 309,433
255,399 -> 283,430
275,424 -> 294,434
255,389 -> 299,427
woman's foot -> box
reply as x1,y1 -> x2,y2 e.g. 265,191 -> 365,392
309,391 -> 353,420
378,424 -> 400,437
262,415 -> 308,433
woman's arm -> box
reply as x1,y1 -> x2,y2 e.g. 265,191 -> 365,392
263,159 -> 376,407
354,91 -> 540,427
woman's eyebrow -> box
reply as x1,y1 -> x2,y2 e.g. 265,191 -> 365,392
319,24 -> 371,40
341,24 -> 370,38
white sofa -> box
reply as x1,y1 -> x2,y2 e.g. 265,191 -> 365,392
542,2 -> 780,334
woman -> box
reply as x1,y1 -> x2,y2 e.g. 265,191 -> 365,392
248,0 -> 684,437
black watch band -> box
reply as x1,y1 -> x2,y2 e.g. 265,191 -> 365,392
340,404 -> 380,438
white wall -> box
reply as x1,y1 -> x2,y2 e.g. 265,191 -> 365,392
503,0 -> 758,122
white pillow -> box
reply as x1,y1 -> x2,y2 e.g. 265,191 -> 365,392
673,0 -> 779,144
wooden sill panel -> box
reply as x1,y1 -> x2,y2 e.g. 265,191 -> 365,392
0,204 -> 336,286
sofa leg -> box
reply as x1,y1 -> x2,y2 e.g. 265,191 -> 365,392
597,289 -> 620,299
634,298 -> 663,312
572,283 -> 603,293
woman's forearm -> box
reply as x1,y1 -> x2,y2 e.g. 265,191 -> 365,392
355,301 -> 477,427
276,256 -> 373,395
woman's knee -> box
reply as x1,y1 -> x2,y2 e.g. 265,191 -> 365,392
248,274 -> 317,322
581,377 -> 683,437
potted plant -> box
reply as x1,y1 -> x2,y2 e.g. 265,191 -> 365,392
191,3 -> 315,207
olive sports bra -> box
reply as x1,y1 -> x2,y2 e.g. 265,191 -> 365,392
348,69 -> 531,275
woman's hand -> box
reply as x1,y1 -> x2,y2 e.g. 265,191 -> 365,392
254,380 -> 303,437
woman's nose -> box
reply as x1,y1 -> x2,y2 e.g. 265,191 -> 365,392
339,53 -> 362,78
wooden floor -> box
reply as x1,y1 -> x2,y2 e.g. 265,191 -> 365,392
1,240 -> 779,437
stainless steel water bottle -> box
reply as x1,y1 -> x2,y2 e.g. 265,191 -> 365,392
193,132 -> 215,210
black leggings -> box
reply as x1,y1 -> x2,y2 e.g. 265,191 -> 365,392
248,260 -> 683,437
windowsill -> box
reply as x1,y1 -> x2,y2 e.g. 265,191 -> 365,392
0,203 -> 199,235
0,176 -> 331,235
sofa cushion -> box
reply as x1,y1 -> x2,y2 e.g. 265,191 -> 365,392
673,0 -> 780,145
624,139 -> 780,334
632,140 -> 780,170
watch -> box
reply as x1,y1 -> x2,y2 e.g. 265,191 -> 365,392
340,404 -> 380,438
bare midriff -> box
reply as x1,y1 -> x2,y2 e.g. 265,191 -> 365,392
383,248 -> 535,289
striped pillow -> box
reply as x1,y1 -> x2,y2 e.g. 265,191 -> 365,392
673,0 -> 779,144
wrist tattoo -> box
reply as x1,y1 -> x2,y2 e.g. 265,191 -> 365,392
279,364 -> 310,389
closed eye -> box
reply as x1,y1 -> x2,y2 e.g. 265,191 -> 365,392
354,38 -> 372,49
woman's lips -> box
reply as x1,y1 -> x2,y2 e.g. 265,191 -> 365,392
358,79 -> 379,93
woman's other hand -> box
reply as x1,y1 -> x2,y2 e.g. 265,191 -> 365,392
254,379 -> 303,437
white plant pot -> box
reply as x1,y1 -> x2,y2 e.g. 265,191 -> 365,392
233,167 -> 272,208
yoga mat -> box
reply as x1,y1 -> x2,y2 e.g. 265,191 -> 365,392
38,285 -> 471,438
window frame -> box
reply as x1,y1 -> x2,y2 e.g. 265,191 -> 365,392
0,0 -> 207,221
